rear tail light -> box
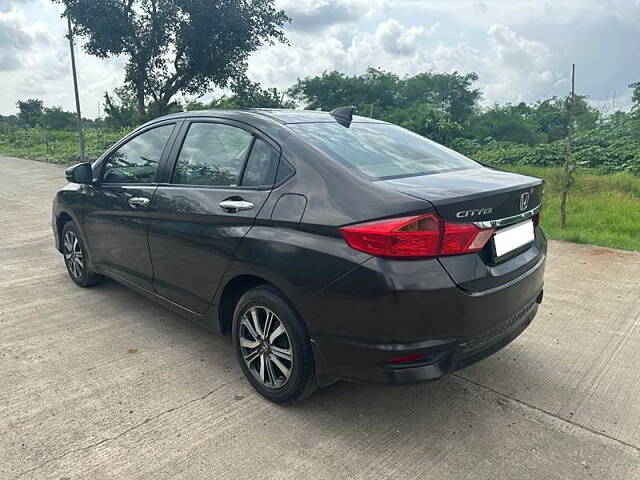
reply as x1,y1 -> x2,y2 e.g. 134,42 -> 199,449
340,213 -> 495,258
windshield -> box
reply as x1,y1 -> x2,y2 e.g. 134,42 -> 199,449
290,122 -> 480,179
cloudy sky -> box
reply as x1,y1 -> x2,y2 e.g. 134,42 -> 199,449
0,0 -> 638,117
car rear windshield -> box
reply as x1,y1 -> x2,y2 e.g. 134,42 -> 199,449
290,122 -> 480,179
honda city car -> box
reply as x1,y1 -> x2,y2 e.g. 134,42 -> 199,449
52,107 -> 546,403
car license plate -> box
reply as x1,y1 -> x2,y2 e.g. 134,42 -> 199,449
493,220 -> 534,257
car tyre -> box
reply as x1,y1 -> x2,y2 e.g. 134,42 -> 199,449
61,221 -> 104,288
232,285 -> 317,403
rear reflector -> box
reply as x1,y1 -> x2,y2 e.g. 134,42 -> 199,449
387,353 -> 425,365
340,213 -> 495,258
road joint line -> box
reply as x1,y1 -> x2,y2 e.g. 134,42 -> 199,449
453,373 -> 640,453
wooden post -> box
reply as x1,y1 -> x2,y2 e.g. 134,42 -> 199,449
66,15 -> 86,162
560,64 -> 576,228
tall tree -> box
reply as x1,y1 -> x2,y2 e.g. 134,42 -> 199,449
221,77 -> 295,108
289,68 -> 400,115
630,81 -> 640,111
55,0 -> 289,117
289,69 -> 480,124
470,104 -> 540,145
42,107 -> 76,130
381,103 -> 462,146
103,88 -> 138,129
398,72 -> 481,124
16,99 -> 44,127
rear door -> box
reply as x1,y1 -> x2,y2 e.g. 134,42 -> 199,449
83,121 -> 179,290
148,119 -> 282,314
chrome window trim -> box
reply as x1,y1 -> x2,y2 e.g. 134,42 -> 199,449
473,204 -> 542,229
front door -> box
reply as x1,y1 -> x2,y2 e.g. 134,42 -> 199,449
83,122 -> 178,290
148,120 -> 282,314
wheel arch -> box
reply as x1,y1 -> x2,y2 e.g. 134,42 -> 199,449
55,208 -> 95,268
216,273 -> 307,336
56,211 -> 74,252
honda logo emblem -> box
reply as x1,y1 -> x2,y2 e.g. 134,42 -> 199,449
519,192 -> 530,211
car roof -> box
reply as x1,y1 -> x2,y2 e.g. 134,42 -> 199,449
146,108 -> 385,126
243,108 -> 383,124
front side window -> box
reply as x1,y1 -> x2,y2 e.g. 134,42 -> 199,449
290,122 -> 480,179
173,123 -> 253,186
102,124 -> 174,184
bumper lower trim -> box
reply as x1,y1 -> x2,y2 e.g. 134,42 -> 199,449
313,290 -> 542,386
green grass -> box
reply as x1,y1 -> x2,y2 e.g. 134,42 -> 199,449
0,127 -> 127,165
493,165 -> 640,251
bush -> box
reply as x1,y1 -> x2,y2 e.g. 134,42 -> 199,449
452,119 -> 640,175
0,125 -> 129,164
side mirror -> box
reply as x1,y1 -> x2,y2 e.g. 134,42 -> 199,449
65,162 -> 93,184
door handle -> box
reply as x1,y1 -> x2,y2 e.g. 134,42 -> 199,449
219,199 -> 254,213
128,197 -> 150,209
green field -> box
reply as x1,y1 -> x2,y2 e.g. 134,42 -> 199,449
1,128 -> 638,252
0,127 -> 127,165
495,165 -> 640,251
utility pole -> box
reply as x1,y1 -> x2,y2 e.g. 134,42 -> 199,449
560,64 -> 576,228
369,100 -> 378,118
66,15 -> 86,162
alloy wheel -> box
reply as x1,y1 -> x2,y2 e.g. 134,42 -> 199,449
63,230 -> 84,279
239,306 -> 293,388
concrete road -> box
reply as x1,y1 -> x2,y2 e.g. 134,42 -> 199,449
1,155 -> 639,480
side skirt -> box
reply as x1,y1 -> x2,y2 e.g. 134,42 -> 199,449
98,269 -> 223,334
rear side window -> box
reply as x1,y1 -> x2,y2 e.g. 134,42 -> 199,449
103,124 -> 174,184
240,139 -> 279,187
275,159 -> 294,184
173,123 -> 253,186
290,122 -> 479,179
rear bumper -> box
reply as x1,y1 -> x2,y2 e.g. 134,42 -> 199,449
52,213 -> 61,253
310,252 -> 545,385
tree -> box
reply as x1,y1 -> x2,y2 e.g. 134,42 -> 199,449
16,99 -> 44,127
528,95 -> 599,142
398,72 -> 481,125
185,78 -> 294,111
42,107 -> 76,130
381,104 -> 462,146
212,77 -> 295,109
289,68 -> 400,115
630,81 -> 640,111
289,69 -> 481,124
103,88 -> 137,129
55,0 -> 289,117
104,86 -> 183,128
471,105 -> 540,145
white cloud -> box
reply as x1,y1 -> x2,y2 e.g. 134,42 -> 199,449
247,19 -> 437,90
247,19 -> 561,106
480,24 -> 560,104
0,9 -> 48,71
1,0 -> 639,115
0,0 -> 34,12
375,18 -> 435,56
279,0 -> 381,31
0,2 -> 125,117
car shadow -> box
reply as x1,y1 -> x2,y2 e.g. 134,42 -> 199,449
96,277 -> 548,434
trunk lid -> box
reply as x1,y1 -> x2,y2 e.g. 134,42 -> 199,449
380,166 -> 546,293
380,166 -> 543,222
